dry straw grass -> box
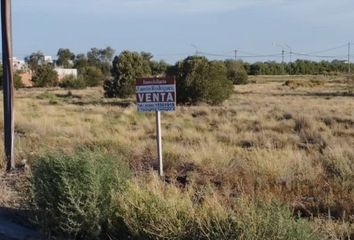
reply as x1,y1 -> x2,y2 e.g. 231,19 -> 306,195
0,75 -> 353,238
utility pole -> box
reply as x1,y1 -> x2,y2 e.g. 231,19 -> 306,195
1,0 -> 15,171
234,49 -> 238,61
348,41 -> 351,74
273,43 -> 285,74
284,44 -> 292,74
281,49 -> 285,75
285,44 -> 292,63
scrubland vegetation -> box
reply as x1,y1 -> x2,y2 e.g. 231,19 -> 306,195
0,74 -> 353,239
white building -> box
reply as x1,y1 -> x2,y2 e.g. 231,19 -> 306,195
54,68 -> 78,81
12,57 -> 27,71
44,55 -> 53,64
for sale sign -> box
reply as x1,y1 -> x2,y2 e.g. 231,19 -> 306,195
136,77 -> 176,112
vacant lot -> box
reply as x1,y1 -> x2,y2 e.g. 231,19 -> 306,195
0,75 -> 354,239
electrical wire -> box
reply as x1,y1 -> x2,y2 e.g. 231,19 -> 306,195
301,43 -> 348,55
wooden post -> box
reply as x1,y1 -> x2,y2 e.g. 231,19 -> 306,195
156,111 -> 163,177
1,0 -> 15,171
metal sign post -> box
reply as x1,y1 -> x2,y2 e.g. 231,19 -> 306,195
136,77 -> 176,177
156,111 -> 163,176
1,0 -> 15,171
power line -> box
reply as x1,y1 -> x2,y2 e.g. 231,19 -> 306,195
286,51 -> 346,59
238,54 -> 283,58
189,43 -> 346,61
6,43 -> 353,63
304,43 -> 348,55
199,51 -> 283,58
153,53 -> 190,57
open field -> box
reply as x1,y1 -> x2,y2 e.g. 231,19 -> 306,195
0,75 -> 354,239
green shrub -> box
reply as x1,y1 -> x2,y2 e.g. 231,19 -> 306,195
103,78 -> 118,98
32,64 -> 59,87
104,51 -> 152,98
225,60 -> 249,85
170,56 -> 233,105
30,150 -> 131,239
116,175 -> 194,239
115,176 -> 322,240
80,66 -> 104,87
60,75 -> 87,89
196,197 -> 322,240
234,68 -> 249,85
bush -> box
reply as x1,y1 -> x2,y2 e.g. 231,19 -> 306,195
234,68 -> 248,85
80,66 -> 104,87
60,75 -> 87,89
116,175 -> 194,239
14,73 -> 25,89
115,175 -> 322,240
103,78 -> 118,98
196,197 -> 322,240
30,150 -> 131,239
225,60 -> 249,85
170,56 -> 233,105
104,51 -> 151,98
32,64 -> 58,87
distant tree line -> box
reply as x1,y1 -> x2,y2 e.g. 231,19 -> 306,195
22,47 -> 115,88
244,59 -> 349,75
6,47 -> 352,104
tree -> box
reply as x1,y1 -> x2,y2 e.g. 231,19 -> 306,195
150,60 -> 169,76
170,56 -> 233,105
249,62 -> 261,75
32,64 -> 58,87
172,56 -> 210,104
74,54 -> 89,71
25,51 -> 45,72
225,60 -> 248,85
87,47 -> 115,64
104,51 -> 151,98
207,61 -> 234,104
87,48 -> 101,66
57,48 -> 75,68
87,47 -> 115,76
80,66 -> 104,87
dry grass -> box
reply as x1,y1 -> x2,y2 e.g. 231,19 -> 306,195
0,75 -> 354,237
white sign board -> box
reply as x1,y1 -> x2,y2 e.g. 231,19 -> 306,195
136,77 -> 176,112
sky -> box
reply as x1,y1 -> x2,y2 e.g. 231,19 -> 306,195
9,0 -> 354,63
